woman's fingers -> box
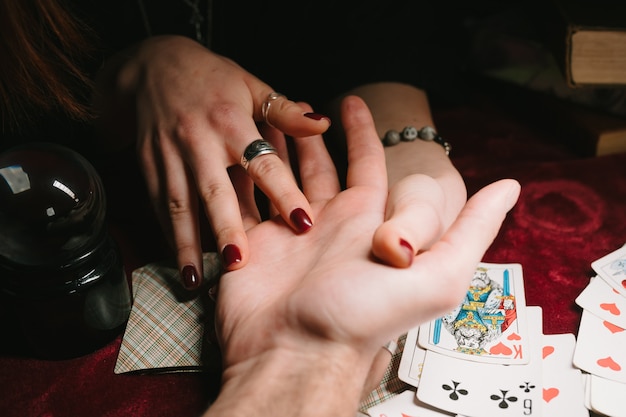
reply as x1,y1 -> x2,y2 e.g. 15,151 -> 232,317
291,103 -> 340,204
239,142 -> 315,234
142,134 -> 206,290
254,90 -> 331,137
175,103 -> 316,271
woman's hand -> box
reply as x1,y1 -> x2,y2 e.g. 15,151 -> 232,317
95,35 -> 330,289
208,96 -> 520,417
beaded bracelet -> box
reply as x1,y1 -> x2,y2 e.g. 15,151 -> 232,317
381,126 -> 451,156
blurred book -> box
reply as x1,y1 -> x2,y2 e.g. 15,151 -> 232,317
546,0 -> 626,86
465,4 -> 626,156
479,76 -> 626,157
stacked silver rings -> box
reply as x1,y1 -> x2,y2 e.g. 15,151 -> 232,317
240,92 -> 285,170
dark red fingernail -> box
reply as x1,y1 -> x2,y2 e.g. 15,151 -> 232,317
222,244 -> 242,268
290,208 -> 313,233
182,264 -> 201,290
400,239 -> 414,266
303,112 -> 331,124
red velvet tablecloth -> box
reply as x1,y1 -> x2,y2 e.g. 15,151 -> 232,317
1,90 -> 625,417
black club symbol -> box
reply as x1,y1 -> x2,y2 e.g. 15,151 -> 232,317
519,382 -> 536,393
490,389 -> 518,409
442,380 -> 469,401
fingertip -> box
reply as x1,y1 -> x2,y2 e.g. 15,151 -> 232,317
221,243 -> 244,271
181,264 -> 202,290
303,112 -> 332,126
504,179 -> 522,210
289,207 -> 313,234
372,229 -> 414,268
477,179 -> 521,214
272,102 -> 330,137
399,239 -> 415,266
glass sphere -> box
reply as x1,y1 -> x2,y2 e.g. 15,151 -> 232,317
0,142 -> 106,270
0,143 -> 131,359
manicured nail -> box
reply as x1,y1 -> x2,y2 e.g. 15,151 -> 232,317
182,264 -> 201,290
290,208 -> 313,233
399,239 -> 414,266
222,244 -> 242,268
303,112 -> 331,124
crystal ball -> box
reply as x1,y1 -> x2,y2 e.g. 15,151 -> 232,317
0,142 -> 106,270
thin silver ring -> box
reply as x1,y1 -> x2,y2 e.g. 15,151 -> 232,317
261,92 -> 285,126
240,139 -> 278,170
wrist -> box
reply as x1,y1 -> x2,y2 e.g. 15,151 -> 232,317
205,343 -> 372,417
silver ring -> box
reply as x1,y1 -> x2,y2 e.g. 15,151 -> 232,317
261,92 -> 285,126
240,139 -> 278,170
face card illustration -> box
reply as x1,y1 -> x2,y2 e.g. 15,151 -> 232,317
592,244 -> 626,297
541,333 -> 588,417
416,306 -> 543,417
418,263 -> 529,365
576,276 -> 626,328
398,327 -> 426,388
367,390 -> 455,417
588,374 -> 626,417
573,308 -> 626,384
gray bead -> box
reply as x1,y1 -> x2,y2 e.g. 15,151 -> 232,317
382,130 -> 401,146
401,126 -> 418,141
418,126 -> 437,141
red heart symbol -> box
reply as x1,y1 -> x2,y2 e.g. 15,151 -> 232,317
597,356 -> 622,371
543,387 -> 559,403
507,332 -> 521,341
489,342 -> 512,356
543,346 -> 555,359
603,321 -> 625,334
622,280 -> 626,289
600,303 -> 621,316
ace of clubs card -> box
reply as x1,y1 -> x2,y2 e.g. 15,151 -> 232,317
418,263 -> 530,365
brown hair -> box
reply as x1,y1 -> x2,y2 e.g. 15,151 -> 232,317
0,0 -> 96,132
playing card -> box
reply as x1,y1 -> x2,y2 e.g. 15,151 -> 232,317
416,306 -> 543,417
576,276 -> 626,328
582,373 -> 591,411
588,374 -> 626,417
366,390 -> 455,417
592,244 -> 626,297
398,327 -> 426,388
573,309 -> 626,384
418,263 -> 530,365
541,333 -> 588,417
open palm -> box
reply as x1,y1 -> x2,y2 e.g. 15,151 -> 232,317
215,96 -> 520,379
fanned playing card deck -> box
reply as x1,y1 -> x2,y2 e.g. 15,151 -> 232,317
573,244 -> 626,416
367,262 -> 591,417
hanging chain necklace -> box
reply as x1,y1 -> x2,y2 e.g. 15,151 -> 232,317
136,0 -> 213,47
182,0 -> 205,44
